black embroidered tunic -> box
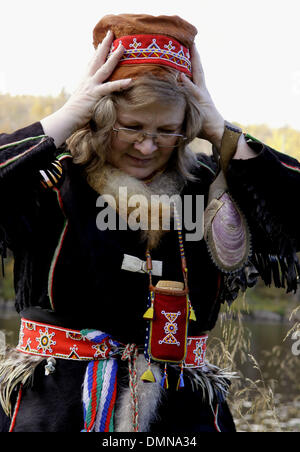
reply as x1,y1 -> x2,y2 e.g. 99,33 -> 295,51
0,122 -> 299,432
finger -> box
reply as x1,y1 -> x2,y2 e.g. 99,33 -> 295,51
93,42 -> 126,83
181,72 -> 214,107
180,72 -> 201,96
191,43 -> 206,88
88,30 -> 115,76
95,78 -> 133,96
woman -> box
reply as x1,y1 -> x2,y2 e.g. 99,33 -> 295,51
0,14 -> 299,433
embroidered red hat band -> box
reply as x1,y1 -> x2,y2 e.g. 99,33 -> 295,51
109,34 -> 192,77
93,14 -> 197,81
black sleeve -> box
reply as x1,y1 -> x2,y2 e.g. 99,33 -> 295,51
0,122 -> 57,184
0,122 -> 58,259
227,134 -> 300,293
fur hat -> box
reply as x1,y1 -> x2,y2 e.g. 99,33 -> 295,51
93,14 -> 197,81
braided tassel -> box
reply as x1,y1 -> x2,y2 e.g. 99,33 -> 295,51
80,329 -> 119,433
176,363 -> 185,390
143,291 -> 155,320
81,361 -> 103,432
95,360 -> 118,432
185,293 -> 196,322
81,359 -> 118,432
188,300 -> 197,322
160,363 -> 169,389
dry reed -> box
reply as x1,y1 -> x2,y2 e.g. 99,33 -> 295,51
207,294 -> 300,432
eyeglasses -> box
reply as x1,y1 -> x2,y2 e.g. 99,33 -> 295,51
112,127 -> 187,148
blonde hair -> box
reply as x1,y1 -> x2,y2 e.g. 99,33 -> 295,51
66,71 -> 203,181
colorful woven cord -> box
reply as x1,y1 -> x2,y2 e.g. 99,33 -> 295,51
79,331 -> 141,432
81,359 -> 118,432
81,330 -> 119,432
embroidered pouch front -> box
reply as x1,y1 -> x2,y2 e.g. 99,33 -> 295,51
147,286 -> 189,363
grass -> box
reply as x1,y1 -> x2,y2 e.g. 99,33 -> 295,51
208,302 -> 300,432
222,281 -> 299,319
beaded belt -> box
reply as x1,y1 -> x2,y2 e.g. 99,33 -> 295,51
16,318 -> 208,432
17,318 -> 119,361
17,318 -> 208,367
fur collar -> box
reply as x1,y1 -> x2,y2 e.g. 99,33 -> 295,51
87,164 -> 186,249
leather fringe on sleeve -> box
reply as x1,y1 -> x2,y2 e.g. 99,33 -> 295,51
227,141 -> 300,294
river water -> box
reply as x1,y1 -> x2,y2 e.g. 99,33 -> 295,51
0,303 -> 299,432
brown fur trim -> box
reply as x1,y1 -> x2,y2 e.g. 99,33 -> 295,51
0,347 -> 43,417
114,355 -> 163,432
88,164 -> 185,249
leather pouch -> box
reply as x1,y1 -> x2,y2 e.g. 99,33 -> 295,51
147,282 -> 189,364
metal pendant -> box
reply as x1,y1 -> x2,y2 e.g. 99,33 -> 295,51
45,357 -> 57,376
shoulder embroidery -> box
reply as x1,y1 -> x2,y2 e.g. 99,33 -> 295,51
0,135 -> 46,151
39,152 -> 72,189
245,133 -> 300,173
56,152 -> 73,162
280,161 -> 300,174
0,136 -> 47,169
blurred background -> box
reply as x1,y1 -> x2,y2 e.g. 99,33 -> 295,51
0,0 -> 300,432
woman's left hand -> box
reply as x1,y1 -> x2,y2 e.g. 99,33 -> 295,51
181,43 -> 225,149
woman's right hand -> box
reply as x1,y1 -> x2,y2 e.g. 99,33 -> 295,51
41,31 -> 132,147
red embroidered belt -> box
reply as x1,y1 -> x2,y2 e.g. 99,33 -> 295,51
17,318 -> 208,367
